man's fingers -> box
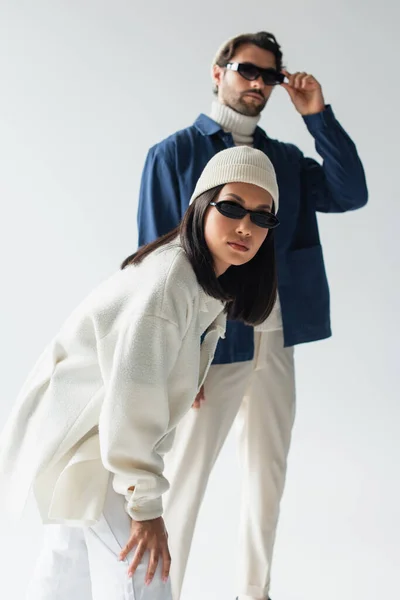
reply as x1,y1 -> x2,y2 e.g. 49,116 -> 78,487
127,542 -> 146,578
161,544 -> 172,583
301,73 -> 315,88
293,72 -> 306,88
283,69 -> 302,87
192,398 -> 201,409
284,71 -> 310,89
282,70 -> 318,88
280,81 -> 295,97
145,549 -> 160,585
280,71 -> 303,95
281,69 -> 291,81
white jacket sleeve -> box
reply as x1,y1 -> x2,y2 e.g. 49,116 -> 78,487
98,313 -> 185,521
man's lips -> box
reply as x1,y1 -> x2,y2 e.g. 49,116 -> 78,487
244,92 -> 264,101
228,241 -> 250,252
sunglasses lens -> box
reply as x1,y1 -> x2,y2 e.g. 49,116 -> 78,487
251,213 -> 280,229
217,201 -> 246,219
215,202 -> 280,229
261,69 -> 284,86
238,64 -> 260,81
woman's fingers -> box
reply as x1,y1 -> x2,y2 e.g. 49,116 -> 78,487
161,543 -> 172,583
127,541 -> 146,578
122,517 -> 170,584
192,397 -> 201,409
119,535 -> 136,561
145,548 -> 160,585
192,385 -> 205,409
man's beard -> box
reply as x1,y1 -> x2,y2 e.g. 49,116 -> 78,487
229,91 -> 268,117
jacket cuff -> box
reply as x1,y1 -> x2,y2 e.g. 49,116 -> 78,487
302,104 -> 335,133
125,494 -> 163,522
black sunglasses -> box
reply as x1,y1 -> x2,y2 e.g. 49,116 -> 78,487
226,62 -> 285,86
210,200 -> 280,229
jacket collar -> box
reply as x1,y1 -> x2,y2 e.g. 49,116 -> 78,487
198,289 -> 226,339
198,288 -> 221,312
193,113 -> 269,143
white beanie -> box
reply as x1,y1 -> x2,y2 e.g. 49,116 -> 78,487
189,146 -> 279,212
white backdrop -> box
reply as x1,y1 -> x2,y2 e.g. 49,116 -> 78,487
0,2 -> 399,599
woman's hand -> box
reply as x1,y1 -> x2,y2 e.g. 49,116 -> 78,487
119,516 -> 171,585
192,385 -> 205,409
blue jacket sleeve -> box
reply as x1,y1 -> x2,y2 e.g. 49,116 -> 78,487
301,105 -> 368,213
137,143 -> 182,246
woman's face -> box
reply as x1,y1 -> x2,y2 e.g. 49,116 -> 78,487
204,182 -> 274,276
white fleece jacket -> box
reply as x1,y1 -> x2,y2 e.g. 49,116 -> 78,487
0,242 -> 226,524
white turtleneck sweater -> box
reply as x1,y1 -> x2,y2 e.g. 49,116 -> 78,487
209,100 -> 284,340
210,101 -> 260,147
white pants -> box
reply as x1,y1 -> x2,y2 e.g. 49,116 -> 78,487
163,330 -> 296,600
26,479 -> 173,600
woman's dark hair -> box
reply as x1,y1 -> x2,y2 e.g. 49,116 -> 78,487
121,186 -> 277,327
213,31 -> 284,94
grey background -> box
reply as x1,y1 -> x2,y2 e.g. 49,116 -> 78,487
0,1 -> 399,599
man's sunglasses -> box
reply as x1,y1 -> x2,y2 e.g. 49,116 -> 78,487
226,62 -> 285,86
210,200 -> 280,229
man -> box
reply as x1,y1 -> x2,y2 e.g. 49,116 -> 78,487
137,31 -> 368,600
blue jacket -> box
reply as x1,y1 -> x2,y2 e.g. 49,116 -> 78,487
137,106 -> 368,363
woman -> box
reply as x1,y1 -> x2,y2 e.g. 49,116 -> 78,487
0,147 -> 279,600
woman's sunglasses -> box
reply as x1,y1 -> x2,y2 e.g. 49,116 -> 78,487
210,200 -> 280,229
226,62 -> 285,86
